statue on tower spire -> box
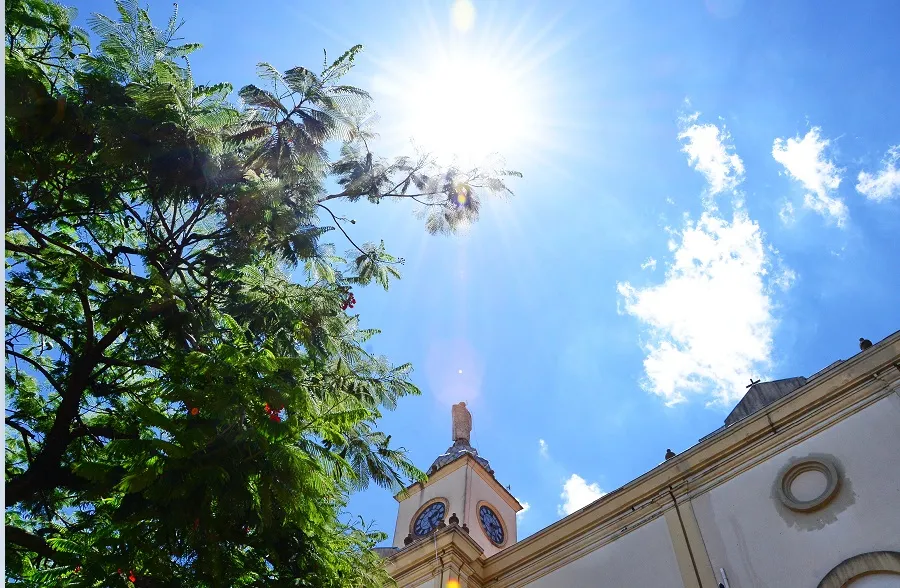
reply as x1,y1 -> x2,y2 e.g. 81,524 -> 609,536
452,402 -> 472,444
427,401 -> 492,475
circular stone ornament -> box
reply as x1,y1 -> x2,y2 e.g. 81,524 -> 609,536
777,457 -> 841,512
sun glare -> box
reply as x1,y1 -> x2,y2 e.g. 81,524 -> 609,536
368,1 -> 554,166
404,53 -> 534,162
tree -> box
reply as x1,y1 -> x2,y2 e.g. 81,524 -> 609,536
4,0 -> 519,585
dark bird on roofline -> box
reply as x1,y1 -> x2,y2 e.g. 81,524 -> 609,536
665,449 -> 676,460
859,338 -> 873,351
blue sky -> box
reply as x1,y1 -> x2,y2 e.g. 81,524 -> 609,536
73,0 -> 900,540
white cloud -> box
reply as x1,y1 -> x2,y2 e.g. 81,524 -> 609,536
802,192 -> 848,225
856,145 -> 900,201
772,127 -> 848,226
617,212 -> 780,406
516,500 -> 530,520
778,201 -> 796,225
678,113 -> 745,196
641,257 -> 658,271
773,267 -> 797,291
619,115 -> 790,408
558,474 -> 605,516
538,438 -> 549,458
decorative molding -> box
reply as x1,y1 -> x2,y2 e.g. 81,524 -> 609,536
396,454 -> 523,512
476,501 -> 509,548
817,551 -> 900,588
386,526 -> 485,587
775,456 -> 841,512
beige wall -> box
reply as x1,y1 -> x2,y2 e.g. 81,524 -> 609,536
465,467 -> 517,557
692,391 -> 900,588
394,467 -> 467,548
522,517 -> 685,588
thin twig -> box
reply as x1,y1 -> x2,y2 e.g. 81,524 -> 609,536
316,203 -> 370,259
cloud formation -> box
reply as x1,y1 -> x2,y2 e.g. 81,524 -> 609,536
516,500 -> 530,520
641,257 -> 658,271
558,474 -> 605,516
856,145 -> 900,201
538,438 -> 549,458
778,201 -> 796,226
772,127 -> 848,226
618,114 -> 787,406
678,114 -> 745,196
618,213 -> 778,405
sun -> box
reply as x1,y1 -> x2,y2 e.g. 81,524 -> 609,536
373,1 -> 547,165
404,52 -> 534,162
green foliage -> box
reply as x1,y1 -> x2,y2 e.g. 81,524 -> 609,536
5,1 -> 519,585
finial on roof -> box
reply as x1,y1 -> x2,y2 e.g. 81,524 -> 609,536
452,401 -> 472,443
859,337 -> 873,351
746,378 -> 761,389
665,449 -> 676,460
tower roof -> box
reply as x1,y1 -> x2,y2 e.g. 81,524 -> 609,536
427,439 -> 493,475
725,376 -> 808,426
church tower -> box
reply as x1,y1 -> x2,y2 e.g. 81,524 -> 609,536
391,402 -> 522,558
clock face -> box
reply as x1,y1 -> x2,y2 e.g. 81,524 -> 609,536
479,505 -> 504,545
413,502 -> 446,536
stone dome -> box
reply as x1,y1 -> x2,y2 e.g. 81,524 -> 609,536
427,439 -> 493,475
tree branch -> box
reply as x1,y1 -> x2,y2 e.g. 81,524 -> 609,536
5,526 -> 60,561
74,282 -> 94,350
96,355 -> 163,369
5,418 -> 36,464
5,350 -> 65,396
316,203 -> 370,259
71,424 -> 138,440
13,218 -> 143,284
5,301 -> 173,506
5,315 -> 74,356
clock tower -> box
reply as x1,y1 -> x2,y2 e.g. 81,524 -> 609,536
391,403 -> 522,562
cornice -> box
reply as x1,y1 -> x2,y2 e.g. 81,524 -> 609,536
396,455 -> 523,512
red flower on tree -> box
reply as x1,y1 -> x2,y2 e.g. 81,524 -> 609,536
129,570 -> 137,582
264,402 -> 285,423
190,407 -> 199,415
340,289 -> 356,311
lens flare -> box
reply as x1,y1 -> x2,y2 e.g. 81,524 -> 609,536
450,0 -> 475,32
